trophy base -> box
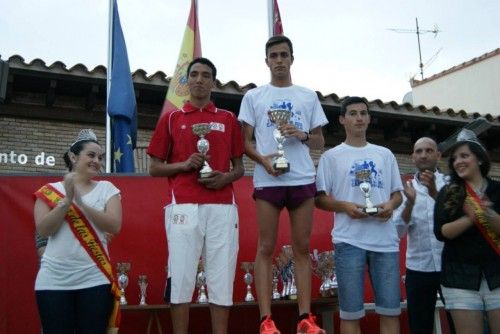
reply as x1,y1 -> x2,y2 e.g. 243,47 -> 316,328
363,207 -> 379,215
288,294 -> 298,300
273,161 -> 290,173
199,171 -> 213,178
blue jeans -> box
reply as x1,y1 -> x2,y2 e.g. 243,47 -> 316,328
335,242 -> 401,320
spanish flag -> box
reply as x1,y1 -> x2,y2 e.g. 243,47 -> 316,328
161,0 -> 202,115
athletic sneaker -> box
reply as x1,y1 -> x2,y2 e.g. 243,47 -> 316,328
296,313 -> 325,334
260,315 -> 281,334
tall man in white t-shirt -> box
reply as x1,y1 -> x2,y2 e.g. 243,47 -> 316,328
238,35 -> 328,334
394,137 -> 456,334
315,96 -> 403,334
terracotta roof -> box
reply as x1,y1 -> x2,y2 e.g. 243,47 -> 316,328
411,48 -> 500,87
5,54 -> 500,126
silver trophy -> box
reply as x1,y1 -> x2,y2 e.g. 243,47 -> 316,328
116,262 -> 130,305
279,245 -> 297,300
355,169 -> 379,215
138,275 -> 148,306
268,108 -> 292,172
271,264 -> 282,300
311,249 -> 337,297
240,262 -> 255,302
196,261 -> 208,304
192,123 -> 213,178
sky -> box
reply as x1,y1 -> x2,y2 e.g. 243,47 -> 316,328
1,0 -> 499,103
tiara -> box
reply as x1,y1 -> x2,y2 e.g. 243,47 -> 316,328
455,129 -> 485,151
70,129 -> 98,147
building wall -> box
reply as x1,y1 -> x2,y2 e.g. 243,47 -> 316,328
0,116 -> 153,174
412,54 -> 500,115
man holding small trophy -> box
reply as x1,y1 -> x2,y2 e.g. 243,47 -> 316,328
239,35 -> 328,334
315,96 -> 403,334
148,58 -> 244,334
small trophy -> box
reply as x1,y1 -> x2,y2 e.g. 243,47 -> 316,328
355,169 -> 379,215
271,264 -> 281,300
138,275 -> 148,306
268,108 -> 292,172
192,123 -> 213,178
116,262 -> 130,305
280,245 -> 297,300
196,261 -> 208,304
311,250 -> 337,297
240,262 -> 255,302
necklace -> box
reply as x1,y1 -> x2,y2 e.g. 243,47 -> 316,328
474,179 -> 488,198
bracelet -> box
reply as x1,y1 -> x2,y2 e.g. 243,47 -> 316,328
57,199 -> 70,209
301,132 -> 309,143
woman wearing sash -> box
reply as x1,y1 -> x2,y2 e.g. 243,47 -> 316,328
34,129 -> 122,334
434,129 -> 500,334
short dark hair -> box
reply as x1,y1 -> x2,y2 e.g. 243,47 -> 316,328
187,57 -> 217,80
340,96 -> 369,116
265,35 -> 293,57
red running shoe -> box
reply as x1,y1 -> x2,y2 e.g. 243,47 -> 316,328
260,315 -> 281,334
296,313 -> 325,334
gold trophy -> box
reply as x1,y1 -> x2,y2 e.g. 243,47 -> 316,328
192,123 -> 213,178
355,169 -> 379,215
268,108 -> 292,172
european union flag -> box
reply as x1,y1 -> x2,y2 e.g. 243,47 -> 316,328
107,0 -> 137,173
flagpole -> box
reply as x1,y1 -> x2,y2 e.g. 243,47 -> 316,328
267,0 -> 273,37
105,0 -> 113,173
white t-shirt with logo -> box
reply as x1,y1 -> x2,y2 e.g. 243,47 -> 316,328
238,84 -> 328,187
316,143 -> 404,252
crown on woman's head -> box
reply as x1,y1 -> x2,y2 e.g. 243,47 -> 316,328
70,129 -> 98,148
455,129 -> 486,151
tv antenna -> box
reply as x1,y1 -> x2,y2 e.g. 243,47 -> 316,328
388,17 -> 440,80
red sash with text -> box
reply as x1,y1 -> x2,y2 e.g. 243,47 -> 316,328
35,184 -> 121,333
464,183 -> 500,255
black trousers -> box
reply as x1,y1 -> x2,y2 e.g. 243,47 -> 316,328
405,268 -> 455,334
36,284 -> 113,334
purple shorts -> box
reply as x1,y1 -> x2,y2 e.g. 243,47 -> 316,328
253,183 -> 317,209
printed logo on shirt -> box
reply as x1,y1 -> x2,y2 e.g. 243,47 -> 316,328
172,213 -> 188,225
350,159 -> 384,189
209,122 -> 225,132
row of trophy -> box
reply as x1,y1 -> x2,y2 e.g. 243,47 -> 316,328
239,245 -> 338,302
116,262 -> 148,306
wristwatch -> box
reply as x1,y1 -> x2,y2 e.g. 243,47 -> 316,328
301,132 -> 309,143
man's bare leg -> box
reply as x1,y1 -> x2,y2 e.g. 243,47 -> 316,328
210,304 -> 230,334
254,199 -> 281,318
289,198 -> 314,315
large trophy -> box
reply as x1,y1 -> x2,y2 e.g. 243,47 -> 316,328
196,260 -> 208,304
192,123 -> 213,178
268,108 -> 292,172
355,169 -> 378,215
138,275 -> 148,306
240,262 -> 255,302
311,249 -> 337,297
116,262 -> 131,305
